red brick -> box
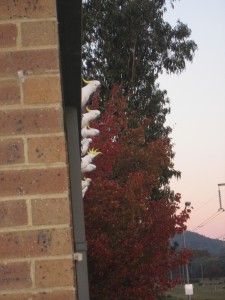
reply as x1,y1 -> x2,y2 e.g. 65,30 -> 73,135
28,136 -> 66,163
23,76 -> 61,104
0,290 -> 77,300
0,108 -> 63,136
0,262 -> 31,289
0,200 -> 28,228
0,24 -> 17,48
0,228 -> 73,259
0,49 -> 59,77
0,138 -> 24,165
0,167 -> 68,197
32,198 -> 71,226
35,259 -> 75,288
21,21 -> 57,47
0,80 -> 20,105
0,0 -> 56,21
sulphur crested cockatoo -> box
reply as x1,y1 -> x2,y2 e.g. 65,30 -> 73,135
81,148 -> 102,170
81,163 -> 96,173
81,107 -> 100,129
81,138 -> 92,156
82,178 -> 92,190
81,137 -> 92,146
82,178 -> 92,198
81,126 -> 99,138
82,79 -> 100,109
82,186 -> 89,198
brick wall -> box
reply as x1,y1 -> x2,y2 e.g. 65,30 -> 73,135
0,1 -> 77,299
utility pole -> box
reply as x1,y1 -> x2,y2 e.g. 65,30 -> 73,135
218,183 -> 225,211
200,263 -> 204,287
182,230 -> 191,300
183,202 -> 192,300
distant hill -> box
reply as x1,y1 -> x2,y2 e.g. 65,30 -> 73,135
172,231 -> 225,256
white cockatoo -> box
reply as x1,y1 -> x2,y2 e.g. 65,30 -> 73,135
81,79 -> 100,109
81,163 -> 96,173
81,178 -> 92,190
81,107 -> 101,129
81,126 -> 100,139
81,138 -> 92,156
82,186 -> 89,198
81,178 -> 92,198
81,137 -> 92,146
81,148 -> 102,170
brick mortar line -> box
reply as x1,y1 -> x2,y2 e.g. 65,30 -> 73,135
19,79 -> 24,104
15,18 -> 25,101
0,193 -> 69,201
30,260 -> 35,288
0,44 -> 58,52
26,198 -> 32,227
0,71 -> 59,81
16,22 -> 22,48
0,132 -> 65,140
0,17 -> 57,25
0,162 -> 68,171
18,54 -> 25,104
23,137 -> 28,164
0,103 -> 62,110
0,72 -> 59,80
0,254 -> 74,264
0,74 -> 60,81
0,223 -> 71,234
0,286 -> 76,296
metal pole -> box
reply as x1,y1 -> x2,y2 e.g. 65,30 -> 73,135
65,107 -> 90,300
218,186 -> 222,210
200,263 -> 204,287
56,1 -> 91,299
182,225 -> 191,299
218,183 -> 225,211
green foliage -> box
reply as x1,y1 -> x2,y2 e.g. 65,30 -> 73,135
82,0 -> 197,127
82,0 -> 197,188
82,0 -> 197,87
82,1 -> 197,298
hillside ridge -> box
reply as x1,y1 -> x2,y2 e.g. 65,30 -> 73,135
172,231 -> 225,256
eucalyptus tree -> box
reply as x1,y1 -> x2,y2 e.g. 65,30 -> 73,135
82,0 -> 197,186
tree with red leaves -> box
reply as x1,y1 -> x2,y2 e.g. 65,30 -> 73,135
84,86 -> 192,300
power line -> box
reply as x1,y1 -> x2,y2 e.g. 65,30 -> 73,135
193,197 -> 215,212
192,211 -> 220,230
191,184 -> 225,232
191,210 -> 224,231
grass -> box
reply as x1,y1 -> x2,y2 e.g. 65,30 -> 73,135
164,279 -> 225,300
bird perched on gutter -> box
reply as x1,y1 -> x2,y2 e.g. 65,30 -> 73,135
81,178 -> 92,198
81,126 -> 100,138
81,107 -> 101,129
81,79 -> 100,109
82,186 -> 89,198
81,163 -> 96,174
81,148 -> 102,170
81,138 -> 92,156
81,178 -> 92,190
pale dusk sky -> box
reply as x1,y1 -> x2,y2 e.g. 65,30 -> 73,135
158,0 -> 225,239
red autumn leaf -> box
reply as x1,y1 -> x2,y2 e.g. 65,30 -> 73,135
84,87 -> 192,299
